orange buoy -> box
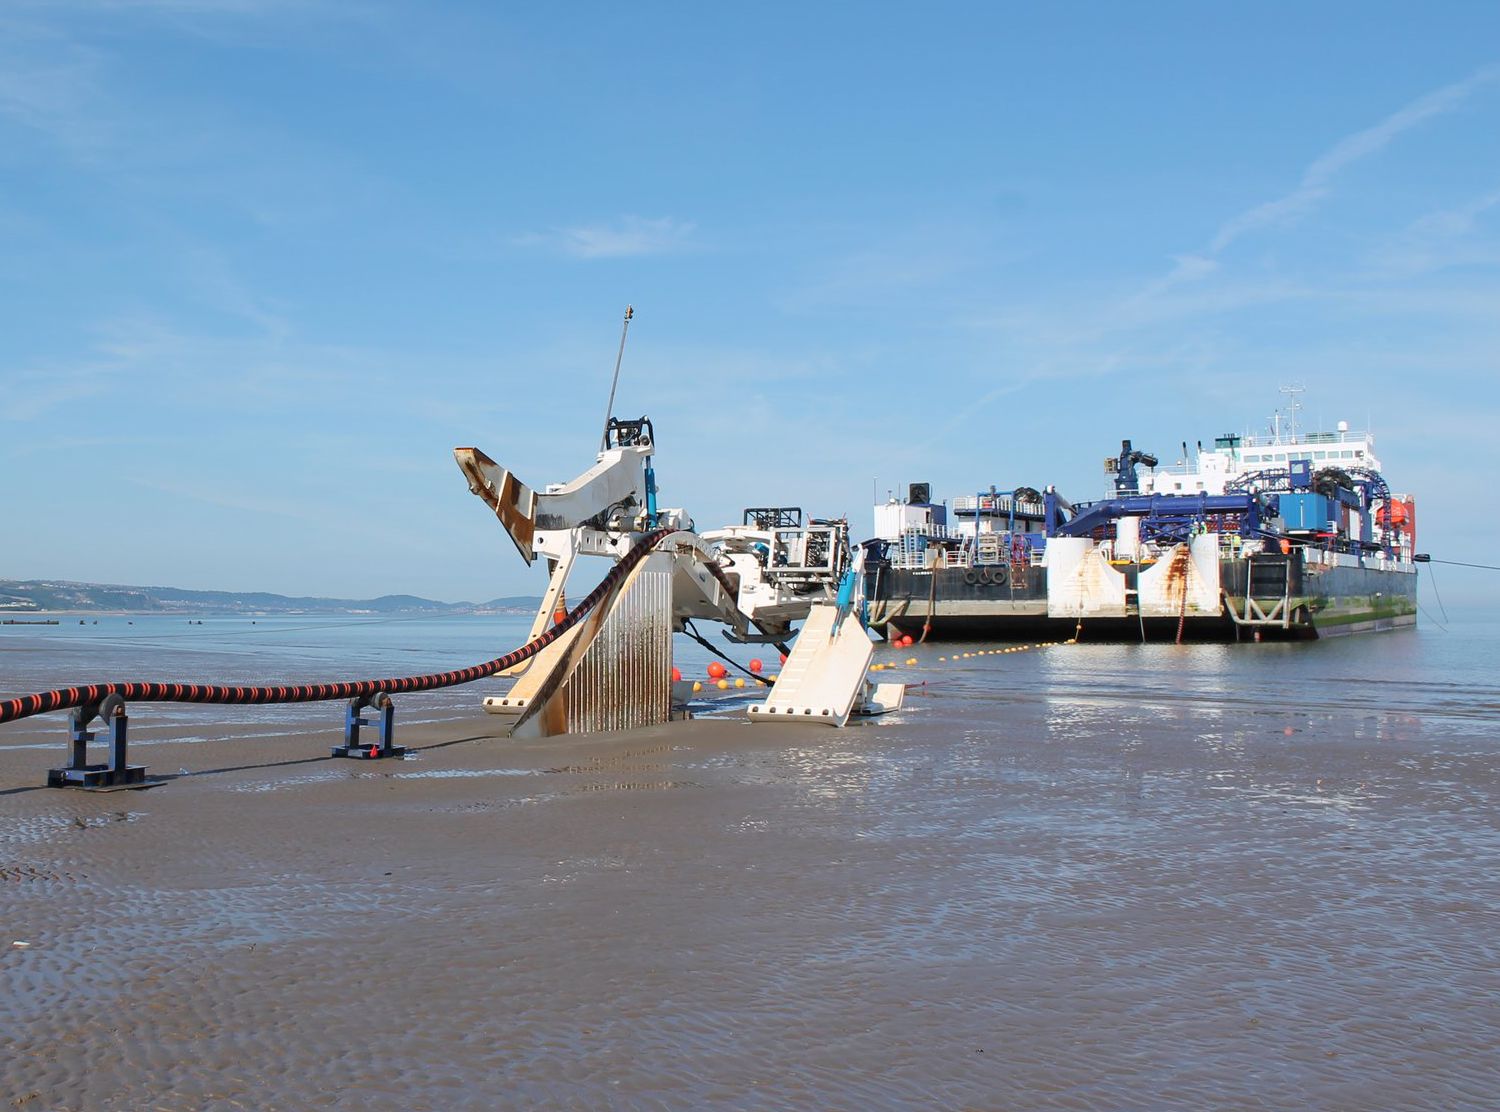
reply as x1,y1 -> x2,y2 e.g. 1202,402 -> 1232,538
778,652 -> 788,664
748,658 -> 764,673
553,607 -> 568,626
707,662 -> 727,680
671,666 -> 682,683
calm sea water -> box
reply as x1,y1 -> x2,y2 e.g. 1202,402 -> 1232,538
3,607 -> 1499,739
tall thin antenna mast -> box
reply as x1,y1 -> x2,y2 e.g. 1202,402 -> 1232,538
600,304 -> 634,453
1279,382 -> 1304,443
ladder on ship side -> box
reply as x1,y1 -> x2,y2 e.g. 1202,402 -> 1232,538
1224,554 -> 1293,629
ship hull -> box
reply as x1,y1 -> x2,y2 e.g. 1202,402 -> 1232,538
866,550 -> 1417,643
866,565 -> 1057,641
1232,555 -> 1419,638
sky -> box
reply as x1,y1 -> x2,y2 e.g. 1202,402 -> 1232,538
3,1 -> 1498,607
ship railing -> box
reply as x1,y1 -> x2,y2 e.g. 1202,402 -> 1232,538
1238,429 -> 1367,448
885,526 -> 1045,571
952,494 -> 1047,517
892,523 -> 960,545
1217,533 -> 1249,559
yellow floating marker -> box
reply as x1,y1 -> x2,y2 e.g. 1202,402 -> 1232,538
716,678 -> 730,690
734,677 -> 746,689
905,656 -> 917,665
692,681 -> 703,692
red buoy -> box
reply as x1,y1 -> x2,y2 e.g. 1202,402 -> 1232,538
779,652 -> 788,664
748,658 -> 763,673
553,607 -> 568,626
707,662 -> 727,679
671,666 -> 682,683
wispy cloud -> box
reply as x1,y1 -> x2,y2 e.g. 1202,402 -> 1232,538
1120,252 -> 1222,307
1369,185 -> 1500,276
1090,64 -> 1500,345
0,0 -> 375,170
9,0 -> 337,23
779,234 -> 990,312
1,360 -> 122,422
0,19 -> 115,163
120,471 -> 327,521
0,312 -> 367,425
519,216 -> 697,259
178,249 -> 292,338
1409,187 -> 1500,239
1209,65 -> 1500,253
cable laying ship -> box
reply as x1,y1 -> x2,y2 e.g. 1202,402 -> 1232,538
864,410 -> 1419,642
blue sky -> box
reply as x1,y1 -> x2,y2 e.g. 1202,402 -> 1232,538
3,1 -> 1498,606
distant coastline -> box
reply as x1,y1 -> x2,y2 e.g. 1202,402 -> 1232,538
0,579 -> 540,617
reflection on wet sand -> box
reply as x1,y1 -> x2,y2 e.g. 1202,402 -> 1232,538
3,624 -> 1499,1109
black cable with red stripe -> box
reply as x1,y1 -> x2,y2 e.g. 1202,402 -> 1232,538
0,530 -> 674,726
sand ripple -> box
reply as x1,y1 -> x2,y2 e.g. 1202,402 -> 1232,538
2,685 -> 1498,1109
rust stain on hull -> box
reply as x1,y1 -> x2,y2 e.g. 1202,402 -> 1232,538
1164,544 -> 1193,614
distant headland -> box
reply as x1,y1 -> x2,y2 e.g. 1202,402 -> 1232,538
0,579 -> 540,616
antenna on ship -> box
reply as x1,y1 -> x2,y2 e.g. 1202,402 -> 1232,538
1279,382 -> 1304,443
600,305 -> 635,453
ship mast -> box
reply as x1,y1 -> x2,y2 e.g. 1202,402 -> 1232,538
600,305 -> 635,454
1278,382 -> 1305,444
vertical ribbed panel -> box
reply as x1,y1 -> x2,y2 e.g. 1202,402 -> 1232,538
563,553 -> 673,734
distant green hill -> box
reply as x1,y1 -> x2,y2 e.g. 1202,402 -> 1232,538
0,579 -> 540,615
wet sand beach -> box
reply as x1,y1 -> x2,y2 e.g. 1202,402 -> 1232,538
3,667 -> 1498,1111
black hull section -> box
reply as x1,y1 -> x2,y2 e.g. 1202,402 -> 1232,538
1224,556 -> 1419,638
866,565 -> 1057,642
866,555 -> 1417,643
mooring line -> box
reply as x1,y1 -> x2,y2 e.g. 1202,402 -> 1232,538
0,530 -> 674,725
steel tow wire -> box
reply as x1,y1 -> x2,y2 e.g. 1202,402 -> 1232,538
1421,557 -> 1500,572
0,530 -> 674,726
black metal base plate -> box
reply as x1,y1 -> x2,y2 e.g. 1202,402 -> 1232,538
47,764 -> 157,790
330,745 -> 408,760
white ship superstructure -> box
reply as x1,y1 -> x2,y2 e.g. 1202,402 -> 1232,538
1139,420 -> 1380,497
